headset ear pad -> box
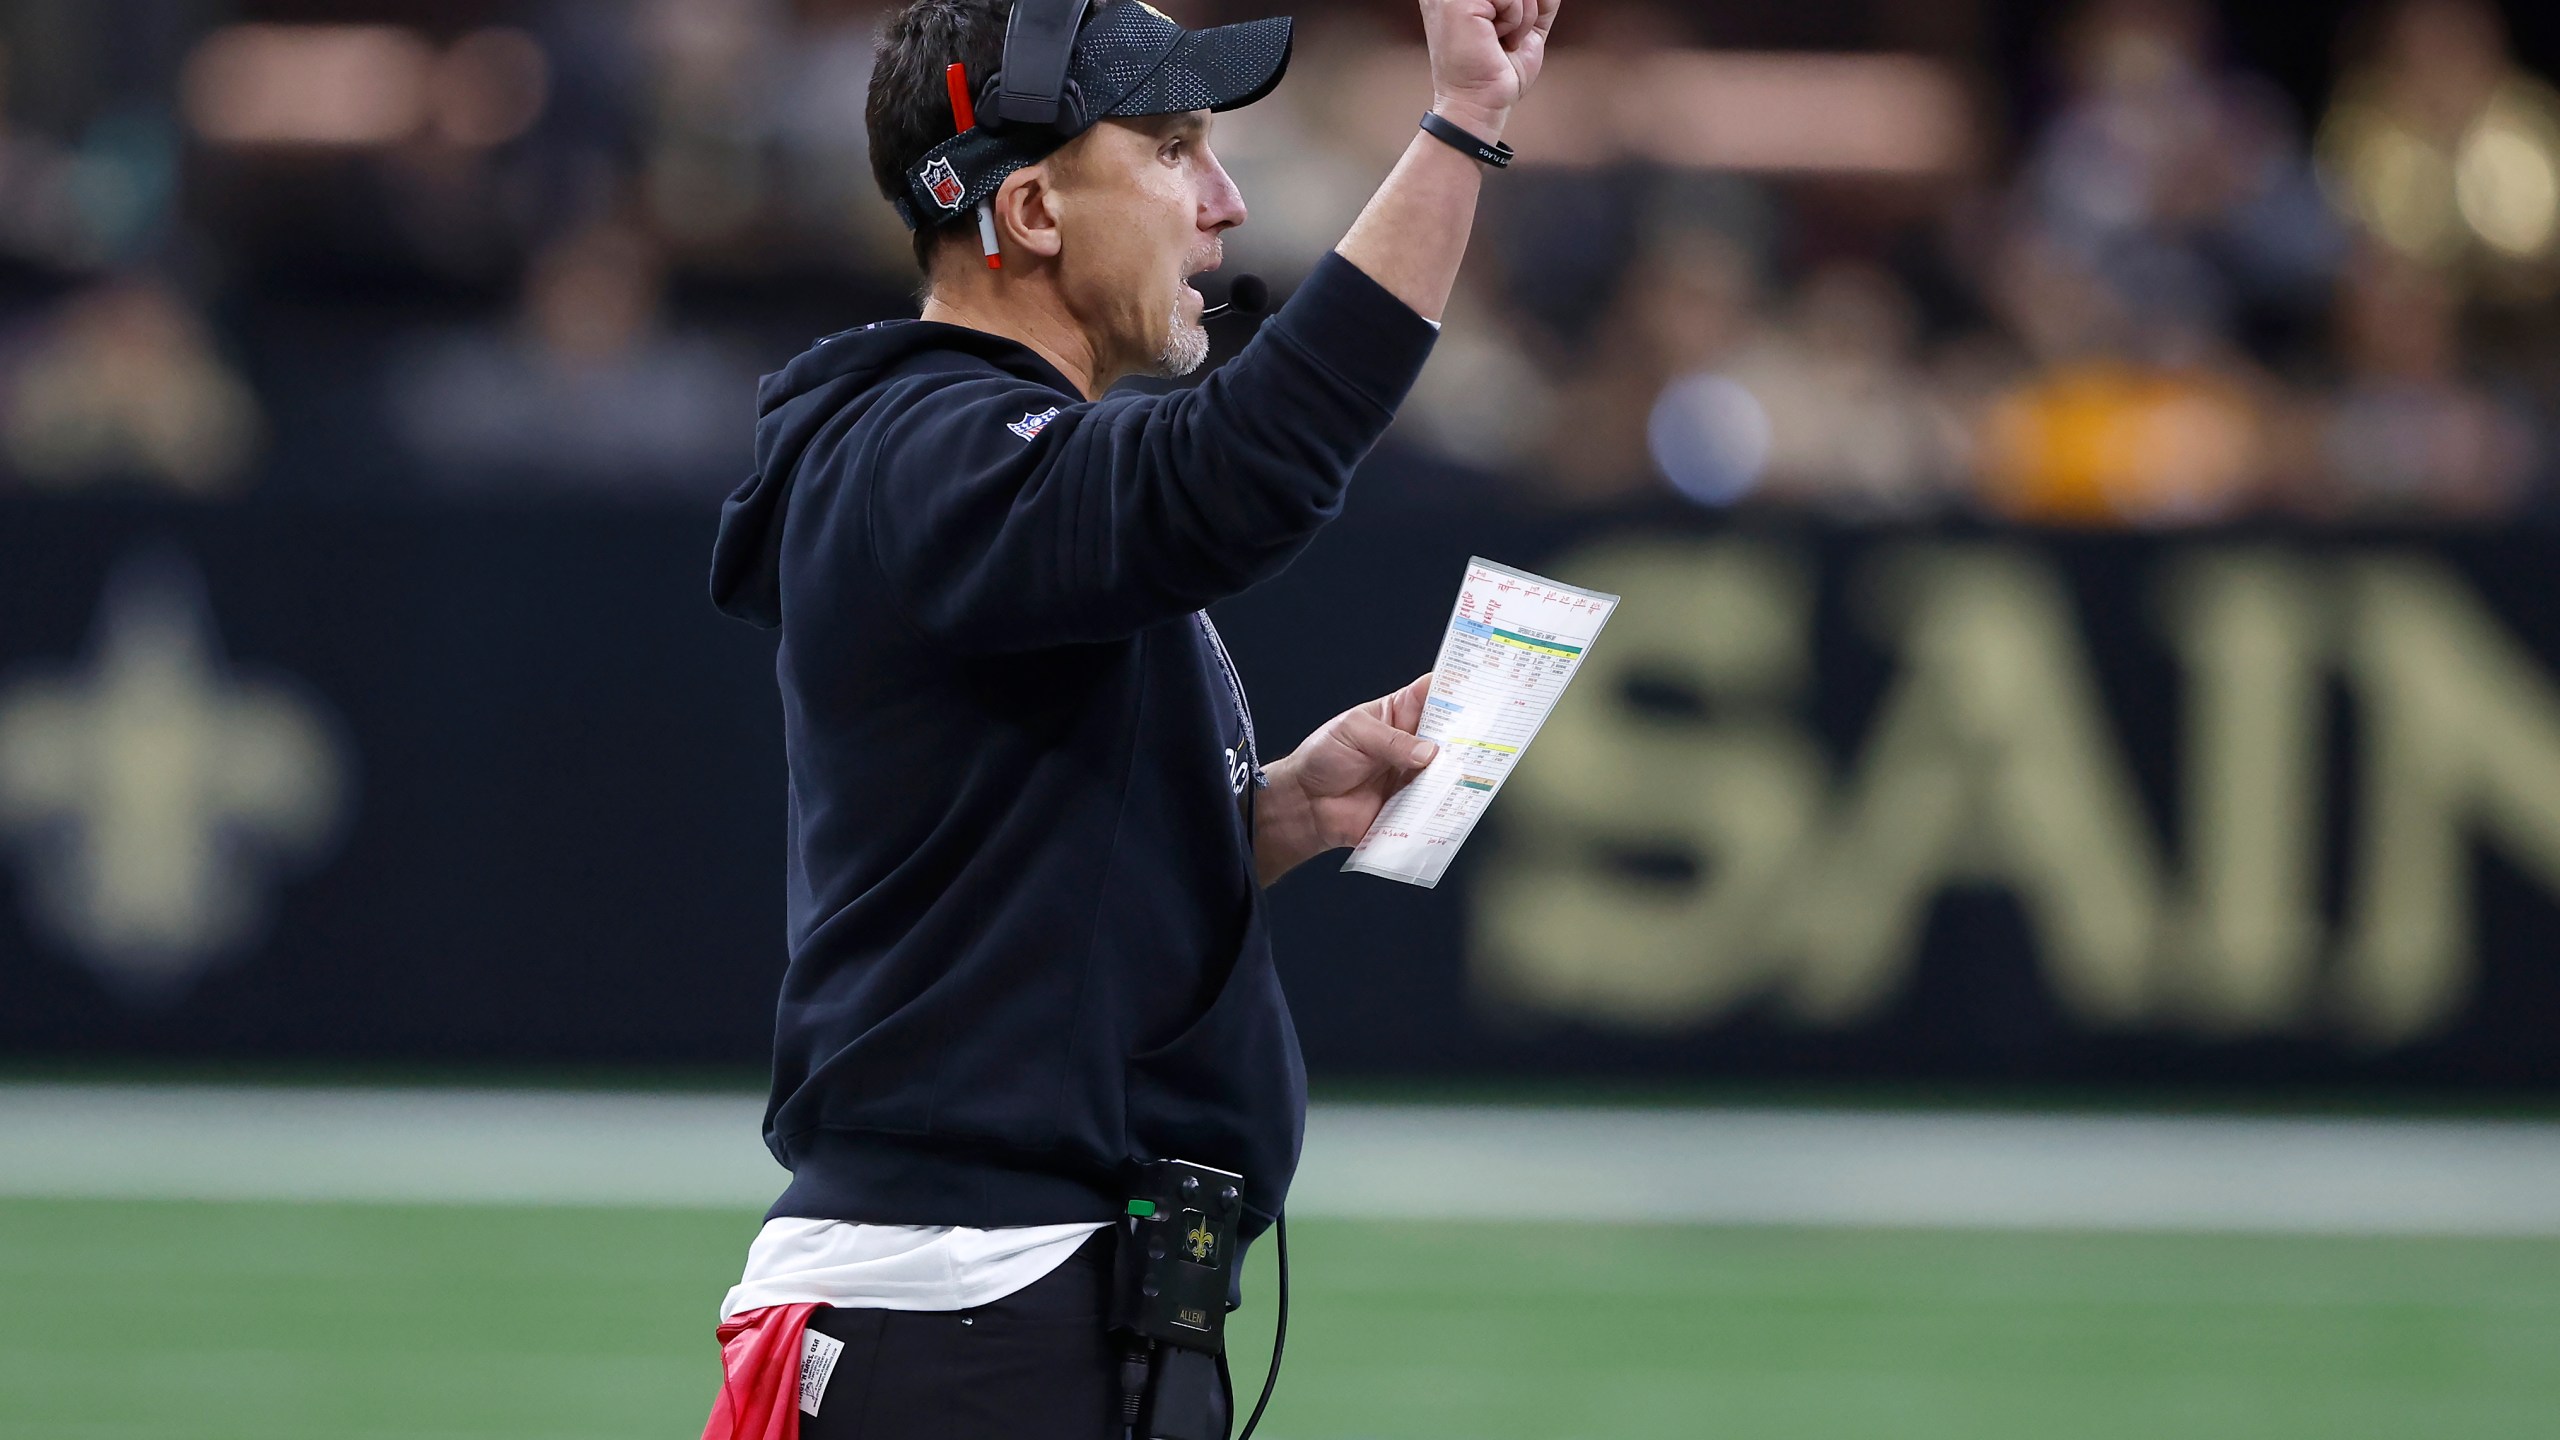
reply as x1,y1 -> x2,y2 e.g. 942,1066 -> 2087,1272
974,73 -> 1088,136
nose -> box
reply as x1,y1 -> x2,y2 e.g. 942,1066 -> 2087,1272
1200,149 -> 1246,236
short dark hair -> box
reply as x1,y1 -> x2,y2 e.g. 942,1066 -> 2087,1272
867,0 -> 1017,277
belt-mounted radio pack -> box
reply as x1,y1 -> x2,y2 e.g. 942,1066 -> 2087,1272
1111,1159 -> 1288,1440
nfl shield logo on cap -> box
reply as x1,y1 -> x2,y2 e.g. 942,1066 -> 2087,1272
924,157 -> 966,210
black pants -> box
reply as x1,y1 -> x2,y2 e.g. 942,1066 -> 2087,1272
799,1228 -> 1121,1440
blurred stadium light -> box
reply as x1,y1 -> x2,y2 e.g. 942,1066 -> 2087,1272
1630,52 -> 1973,175
181,25 -> 435,149
180,23 -> 548,151
1331,46 -> 1972,175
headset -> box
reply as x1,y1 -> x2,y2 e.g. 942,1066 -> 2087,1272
926,0 -> 1270,317
977,0 -> 1093,134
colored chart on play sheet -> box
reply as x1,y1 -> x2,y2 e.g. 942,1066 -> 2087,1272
1345,557 -> 1619,888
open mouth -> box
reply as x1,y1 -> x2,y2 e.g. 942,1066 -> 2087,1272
1180,250 -> 1222,308
1179,276 -> 1208,314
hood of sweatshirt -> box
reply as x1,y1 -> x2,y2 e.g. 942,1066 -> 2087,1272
709,318 -> 1079,629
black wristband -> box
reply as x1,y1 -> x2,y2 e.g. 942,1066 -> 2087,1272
1419,111 -> 1514,168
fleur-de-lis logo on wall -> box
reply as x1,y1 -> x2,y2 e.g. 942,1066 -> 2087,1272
0,550 -> 352,997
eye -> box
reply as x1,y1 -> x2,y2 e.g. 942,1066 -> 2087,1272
1160,138 -> 1185,163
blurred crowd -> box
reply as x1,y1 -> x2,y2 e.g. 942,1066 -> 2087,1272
2,0 -> 2558,524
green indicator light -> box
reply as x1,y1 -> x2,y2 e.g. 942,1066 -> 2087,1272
1126,1200 -> 1157,1217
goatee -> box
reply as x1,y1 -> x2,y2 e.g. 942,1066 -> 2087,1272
1156,311 -> 1210,377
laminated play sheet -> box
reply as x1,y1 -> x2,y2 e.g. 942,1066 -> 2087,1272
1343,557 -> 1618,888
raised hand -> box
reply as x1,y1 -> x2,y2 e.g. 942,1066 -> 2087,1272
1334,0 -> 1561,324
1419,0 -> 1565,139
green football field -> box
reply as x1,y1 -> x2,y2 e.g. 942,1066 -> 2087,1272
4,1199 -> 2555,1440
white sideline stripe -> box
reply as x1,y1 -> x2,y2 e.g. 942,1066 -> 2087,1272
3,1085 -> 2559,1235
1301,1106 -> 2560,1236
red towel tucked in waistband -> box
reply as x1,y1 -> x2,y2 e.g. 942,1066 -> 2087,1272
702,1303 -> 825,1440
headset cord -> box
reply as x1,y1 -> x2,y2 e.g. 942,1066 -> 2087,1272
1235,1214 -> 1288,1440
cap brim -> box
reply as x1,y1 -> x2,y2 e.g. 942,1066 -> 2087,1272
1103,16 -> 1292,118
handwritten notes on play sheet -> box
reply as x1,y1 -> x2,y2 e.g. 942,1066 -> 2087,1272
1344,557 -> 1618,888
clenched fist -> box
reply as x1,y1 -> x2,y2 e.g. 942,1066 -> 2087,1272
1420,0 -> 1565,141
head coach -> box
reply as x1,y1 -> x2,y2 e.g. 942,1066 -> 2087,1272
701,0 -> 1561,1434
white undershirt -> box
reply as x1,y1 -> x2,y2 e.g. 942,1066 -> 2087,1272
718,1218 -> 1110,1322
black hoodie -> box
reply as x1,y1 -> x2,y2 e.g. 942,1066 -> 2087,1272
711,253 -> 1437,1233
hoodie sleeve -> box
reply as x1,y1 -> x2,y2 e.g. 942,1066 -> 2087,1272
861,252 -> 1438,652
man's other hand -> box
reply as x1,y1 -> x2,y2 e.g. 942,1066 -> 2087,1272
1253,673 -> 1438,886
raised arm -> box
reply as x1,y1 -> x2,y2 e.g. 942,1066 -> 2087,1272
1334,0 -> 1563,323
864,258 -> 1437,652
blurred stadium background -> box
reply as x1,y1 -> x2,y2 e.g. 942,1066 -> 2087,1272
6,0 -> 2560,1435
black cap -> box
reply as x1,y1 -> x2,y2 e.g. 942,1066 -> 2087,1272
1077,2 -> 1292,121
896,1 -> 1293,230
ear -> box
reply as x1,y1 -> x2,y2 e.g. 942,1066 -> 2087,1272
992,163 -> 1064,261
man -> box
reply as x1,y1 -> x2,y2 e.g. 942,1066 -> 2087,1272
704,0 -> 1559,1433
